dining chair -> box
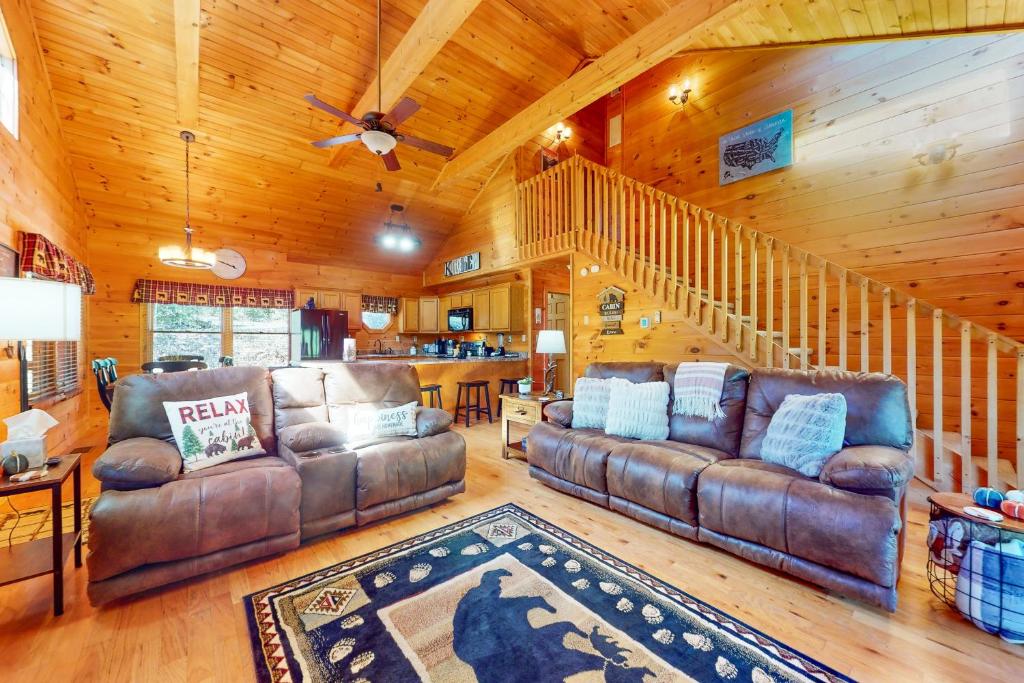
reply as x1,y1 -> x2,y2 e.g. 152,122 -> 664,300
142,360 -> 207,373
219,356 -> 234,367
158,354 -> 204,362
90,357 -> 119,412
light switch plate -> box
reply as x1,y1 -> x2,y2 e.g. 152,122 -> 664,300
640,317 -> 650,329
521,335 -> 526,342
583,314 -> 590,326
654,311 -> 662,324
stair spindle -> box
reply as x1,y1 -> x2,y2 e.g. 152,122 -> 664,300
907,299 -> 917,462
860,278 -> 870,372
799,253 -> 809,370
693,207 -> 703,323
764,238 -> 775,367
987,335 -> 999,489
960,321 -> 973,491
660,195 -> 668,301
1017,349 -> 1024,491
749,232 -> 758,361
818,262 -> 827,369
670,200 -> 679,308
882,287 -> 892,375
734,225 -> 743,351
781,245 -> 790,368
720,217 -> 729,343
933,309 -> 946,489
707,212 -> 716,333
838,271 -> 848,371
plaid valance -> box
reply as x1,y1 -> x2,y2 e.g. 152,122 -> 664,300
362,295 -> 398,314
131,279 -> 294,309
21,233 -> 96,294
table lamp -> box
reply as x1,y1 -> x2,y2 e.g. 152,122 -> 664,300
536,329 -> 567,394
0,277 -> 83,410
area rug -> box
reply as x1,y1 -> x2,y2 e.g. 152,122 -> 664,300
245,504 -> 853,682
0,496 -> 95,549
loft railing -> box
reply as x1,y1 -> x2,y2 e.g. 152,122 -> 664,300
516,155 -> 1024,493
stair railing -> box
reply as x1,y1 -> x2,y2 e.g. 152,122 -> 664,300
516,155 -> 1024,493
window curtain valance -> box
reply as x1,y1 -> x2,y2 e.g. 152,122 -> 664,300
20,233 -> 96,294
131,279 -> 294,309
361,295 -> 398,314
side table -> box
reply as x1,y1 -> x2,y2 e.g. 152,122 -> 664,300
500,393 -> 568,460
0,454 -> 82,616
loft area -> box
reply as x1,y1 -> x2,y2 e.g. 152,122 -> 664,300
1,1 -> 1023,680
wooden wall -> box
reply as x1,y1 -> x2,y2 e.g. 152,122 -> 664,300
616,33 -> 1024,343
0,0 -> 90,449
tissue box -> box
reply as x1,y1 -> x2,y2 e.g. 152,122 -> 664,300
1,438 -> 46,468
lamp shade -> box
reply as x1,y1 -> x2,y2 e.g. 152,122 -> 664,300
536,329 -> 566,354
0,277 -> 82,341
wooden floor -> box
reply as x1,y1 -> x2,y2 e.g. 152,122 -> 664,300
1,420 -> 1020,681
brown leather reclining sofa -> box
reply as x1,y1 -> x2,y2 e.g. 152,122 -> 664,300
87,363 -> 466,605
527,362 -> 914,611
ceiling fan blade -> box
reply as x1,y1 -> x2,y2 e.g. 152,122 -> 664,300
311,133 -> 361,149
304,93 -> 366,128
399,134 -> 454,158
381,150 -> 401,172
382,97 -> 421,127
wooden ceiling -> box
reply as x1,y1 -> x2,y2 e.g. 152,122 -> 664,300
28,0 -> 1024,274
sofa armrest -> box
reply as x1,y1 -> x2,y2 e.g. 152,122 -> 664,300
416,407 -> 453,438
543,400 -> 573,428
92,437 -> 182,489
819,445 -> 914,494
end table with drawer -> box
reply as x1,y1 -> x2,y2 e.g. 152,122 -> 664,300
500,393 -> 568,460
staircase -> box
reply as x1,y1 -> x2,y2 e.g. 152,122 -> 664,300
516,155 -> 1024,494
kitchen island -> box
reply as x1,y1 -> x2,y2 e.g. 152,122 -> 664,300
296,355 -> 528,418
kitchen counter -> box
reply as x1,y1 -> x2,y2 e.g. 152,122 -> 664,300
297,355 -> 526,367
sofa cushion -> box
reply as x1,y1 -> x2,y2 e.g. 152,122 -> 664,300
740,367 -> 912,459
571,377 -> 612,429
761,392 -> 847,477
278,422 -> 348,454
87,463 -> 300,582
543,400 -> 573,428
271,368 -> 328,431
178,455 -> 289,480
344,401 -> 419,448
605,378 -> 670,440
665,363 -> 749,457
109,366 -> 277,457
93,437 -> 182,490
606,440 -> 730,526
162,392 -> 267,472
416,407 -> 452,438
525,422 -> 633,494
355,431 -> 466,510
325,362 -> 421,425
697,459 -> 902,587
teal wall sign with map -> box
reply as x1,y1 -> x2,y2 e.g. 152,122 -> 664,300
718,109 -> 793,185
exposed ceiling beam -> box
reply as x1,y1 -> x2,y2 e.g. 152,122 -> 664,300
432,0 -> 750,189
174,0 -> 200,128
326,0 -> 485,169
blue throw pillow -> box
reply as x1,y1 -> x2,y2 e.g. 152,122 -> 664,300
761,393 -> 847,477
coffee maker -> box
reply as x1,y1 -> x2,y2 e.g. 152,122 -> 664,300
495,332 -> 506,357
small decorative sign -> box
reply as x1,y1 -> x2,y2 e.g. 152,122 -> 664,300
598,286 -> 626,336
444,252 -> 481,278
719,110 -> 793,186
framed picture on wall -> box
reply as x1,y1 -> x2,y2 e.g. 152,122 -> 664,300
0,242 -> 17,277
718,110 -> 793,185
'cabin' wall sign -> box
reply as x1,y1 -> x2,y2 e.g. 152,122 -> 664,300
444,252 -> 481,278
719,110 -> 793,186
598,286 -> 625,335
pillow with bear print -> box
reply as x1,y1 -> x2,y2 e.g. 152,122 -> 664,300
162,391 -> 265,472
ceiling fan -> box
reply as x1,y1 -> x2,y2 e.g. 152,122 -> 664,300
304,0 -> 454,171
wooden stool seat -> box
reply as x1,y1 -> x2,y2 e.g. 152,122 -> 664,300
420,384 -> 443,409
454,380 -> 493,427
498,377 -> 520,416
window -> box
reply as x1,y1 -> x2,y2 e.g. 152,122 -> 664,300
361,311 -> 392,331
231,307 -> 289,366
149,304 -> 290,367
26,297 -> 85,406
0,8 -> 17,138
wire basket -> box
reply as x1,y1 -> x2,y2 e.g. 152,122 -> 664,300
927,496 -> 1024,644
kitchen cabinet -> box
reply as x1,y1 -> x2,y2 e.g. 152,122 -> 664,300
318,290 -> 342,309
293,288 -> 361,330
420,297 -> 440,333
489,283 -> 526,332
472,290 -> 490,330
342,292 -> 362,330
295,288 -> 318,309
398,297 -> 419,333
440,295 -> 454,319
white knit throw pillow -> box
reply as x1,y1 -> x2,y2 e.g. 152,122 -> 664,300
761,393 -> 847,477
571,377 -> 613,429
604,378 -> 671,440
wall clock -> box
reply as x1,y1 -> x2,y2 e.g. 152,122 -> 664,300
212,248 -> 247,280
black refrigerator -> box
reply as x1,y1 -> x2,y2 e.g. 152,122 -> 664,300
290,309 -> 348,362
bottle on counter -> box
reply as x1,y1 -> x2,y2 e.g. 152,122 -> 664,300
410,343 -> 418,355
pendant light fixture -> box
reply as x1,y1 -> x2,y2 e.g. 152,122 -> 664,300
158,131 -> 216,269
376,204 -> 421,253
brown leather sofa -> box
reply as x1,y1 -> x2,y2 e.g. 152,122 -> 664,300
88,363 -> 465,605
527,362 -> 914,611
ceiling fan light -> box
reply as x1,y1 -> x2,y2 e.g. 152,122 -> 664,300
398,235 -> 415,252
361,130 -> 397,155
380,233 -> 398,249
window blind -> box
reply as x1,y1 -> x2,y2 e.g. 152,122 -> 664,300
26,296 -> 84,405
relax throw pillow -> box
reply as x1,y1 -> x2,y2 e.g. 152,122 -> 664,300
604,378 -> 671,440
162,391 -> 265,472
761,392 -> 847,477
344,401 -> 419,449
571,377 -> 613,429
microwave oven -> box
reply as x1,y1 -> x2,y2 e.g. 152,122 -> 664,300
448,307 -> 473,332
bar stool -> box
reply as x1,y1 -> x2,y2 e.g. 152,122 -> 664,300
454,380 -> 493,427
420,384 -> 443,409
498,377 -> 520,417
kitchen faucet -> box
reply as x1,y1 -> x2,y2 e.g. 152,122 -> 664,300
373,339 -> 384,354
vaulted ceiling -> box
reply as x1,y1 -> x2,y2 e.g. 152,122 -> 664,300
29,0 -> 1024,274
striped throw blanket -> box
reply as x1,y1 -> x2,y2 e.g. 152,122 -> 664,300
672,362 -> 728,420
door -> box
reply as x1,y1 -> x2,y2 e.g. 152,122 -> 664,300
472,290 -> 490,330
343,292 -> 362,330
420,297 -> 440,333
318,290 -> 341,309
490,285 -> 510,330
547,292 -> 570,392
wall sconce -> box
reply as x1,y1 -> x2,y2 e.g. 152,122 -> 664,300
668,80 -> 692,107
553,122 -> 572,142
913,139 -> 960,166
